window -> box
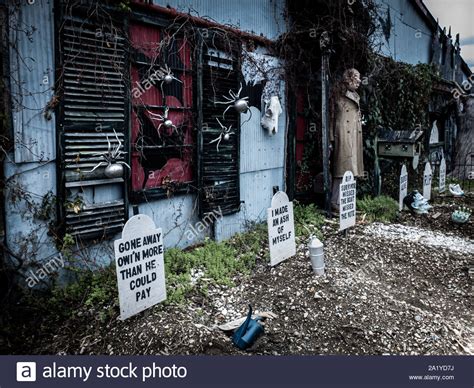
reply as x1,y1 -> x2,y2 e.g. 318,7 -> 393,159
129,22 -> 194,198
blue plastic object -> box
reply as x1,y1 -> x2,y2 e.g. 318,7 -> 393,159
232,305 -> 264,350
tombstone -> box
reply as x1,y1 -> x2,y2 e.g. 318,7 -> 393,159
423,162 -> 432,201
267,191 -> 296,266
399,164 -> 408,211
339,171 -> 357,231
439,157 -> 446,193
114,214 -> 166,320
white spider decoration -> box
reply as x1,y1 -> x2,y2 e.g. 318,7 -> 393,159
214,83 -> 252,123
161,64 -> 183,85
209,118 -> 235,152
148,106 -> 178,136
85,129 -> 130,178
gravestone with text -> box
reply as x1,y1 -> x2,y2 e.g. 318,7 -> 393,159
423,162 -> 432,201
339,171 -> 357,231
399,164 -> 408,211
439,157 -> 446,193
114,214 -> 166,320
267,191 -> 296,266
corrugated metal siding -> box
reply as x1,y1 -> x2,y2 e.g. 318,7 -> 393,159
135,195 -> 211,249
4,160 -> 58,264
375,0 -> 432,65
240,105 -> 285,173
9,0 -> 56,163
215,168 -> 284,241
152,0 -> 286,40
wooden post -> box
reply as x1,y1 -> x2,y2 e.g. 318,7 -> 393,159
320,31 -> 331,216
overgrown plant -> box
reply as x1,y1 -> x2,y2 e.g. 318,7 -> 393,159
358,195 -> 399,223
364,57 -> 439,132
293,202 -> 325,240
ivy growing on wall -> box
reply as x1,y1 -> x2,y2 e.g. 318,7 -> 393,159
364,56 -> 440,132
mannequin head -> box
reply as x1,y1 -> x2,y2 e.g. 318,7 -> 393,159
343,68 -> 361,91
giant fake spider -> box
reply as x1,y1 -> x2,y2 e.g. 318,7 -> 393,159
161,64 -> 183,85
209,118 -> 235,152
214,83 -> 252,124
84,129 -> 130,177
148,106 -> 178,136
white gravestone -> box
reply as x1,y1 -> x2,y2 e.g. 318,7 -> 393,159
439,157 -> 446,193
423,162 -> 432,201
267,191 -> 296,266
399,164 -> 408,211
339,171 -> 357,231
114,214 -> 166,320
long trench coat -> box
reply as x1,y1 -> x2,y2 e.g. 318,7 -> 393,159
330,89 -> 364,178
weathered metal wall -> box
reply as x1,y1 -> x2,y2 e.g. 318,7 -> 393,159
9,0 -> 56,163
375,0 -> 433,65
151,0 -> 286,40
4,1 -> 287,266
4,0 -> 59,268
129,4 -> 288,245
215,48 -> 286,240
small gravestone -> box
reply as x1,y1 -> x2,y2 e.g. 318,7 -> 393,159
399,164 -> 408,211
423,162 -> 432,201
267,191 -> 296,266
439,157 -> 446,193
339,171 -> 357,231
114,214 -> 166,320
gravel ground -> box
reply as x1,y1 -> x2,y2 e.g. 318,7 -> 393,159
37,200 -> 473,356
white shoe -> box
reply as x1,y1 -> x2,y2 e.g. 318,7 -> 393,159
449,184 -> 464,197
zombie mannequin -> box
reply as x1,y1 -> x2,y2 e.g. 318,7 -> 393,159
330,68 -> 364,211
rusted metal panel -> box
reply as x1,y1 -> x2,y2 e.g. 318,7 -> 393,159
151,0 -> 287,40
9,0 -> 56,163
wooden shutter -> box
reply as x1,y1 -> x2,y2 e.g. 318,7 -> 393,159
198,33 -> 241,216
58,4 -> 128,239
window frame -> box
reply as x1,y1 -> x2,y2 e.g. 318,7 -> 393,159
128,13 -> 198,203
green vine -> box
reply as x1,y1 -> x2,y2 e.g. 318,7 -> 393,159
365,56 -> 440,132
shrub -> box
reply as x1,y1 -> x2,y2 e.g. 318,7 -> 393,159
293,202 -> 325,240
358,196 -> 399,223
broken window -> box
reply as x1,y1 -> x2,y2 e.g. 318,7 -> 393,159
129,22 -> 194,198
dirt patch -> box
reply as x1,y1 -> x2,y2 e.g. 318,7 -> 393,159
29,201 -> 472,356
